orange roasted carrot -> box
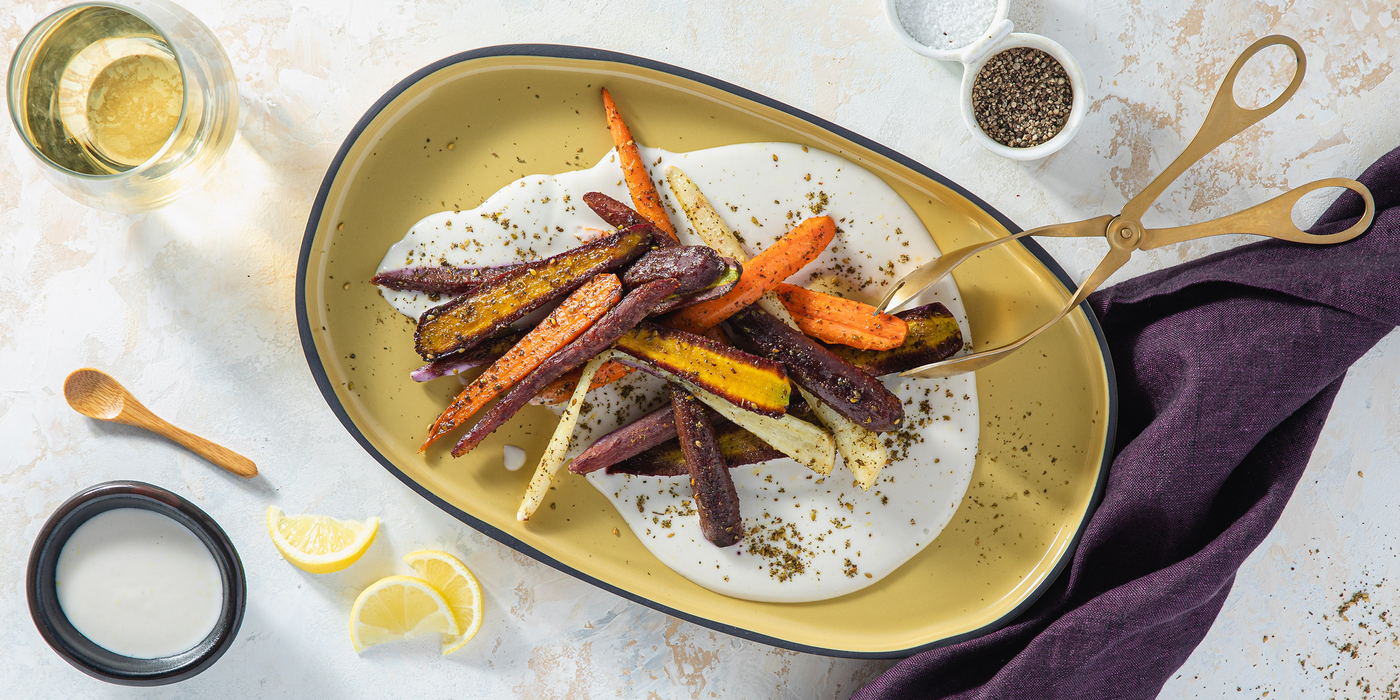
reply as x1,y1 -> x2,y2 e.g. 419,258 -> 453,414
420,274 -> 623,451
530,360 -> 631,406
667,216 -> 836,334
601,88 -> 676,242
774,283 -> 908,351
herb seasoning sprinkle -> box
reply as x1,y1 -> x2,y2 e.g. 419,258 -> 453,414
971,47 -> 1073,148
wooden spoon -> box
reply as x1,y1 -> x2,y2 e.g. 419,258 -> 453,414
63,368 -> 257,478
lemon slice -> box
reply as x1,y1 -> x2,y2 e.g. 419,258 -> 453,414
267,506 -> 378,574
349,575 -> 460,653
403,550 -> 484,655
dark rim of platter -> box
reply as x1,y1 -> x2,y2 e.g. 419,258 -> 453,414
295,44 -> 1118,660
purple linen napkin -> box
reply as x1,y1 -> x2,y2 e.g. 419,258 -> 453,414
855,147 -> 1400,700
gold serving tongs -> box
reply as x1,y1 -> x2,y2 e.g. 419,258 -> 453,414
876,35 -> 1376,378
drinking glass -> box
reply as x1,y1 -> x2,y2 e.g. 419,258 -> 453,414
7,0 -> 238,213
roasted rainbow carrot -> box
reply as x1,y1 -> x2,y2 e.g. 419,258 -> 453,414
420,274 -> 623,452
601,88 -> 676,243
451,278 -> 680,458
774,283 -> 908,351
414,225 -> 652,360
666,216 -> 836,334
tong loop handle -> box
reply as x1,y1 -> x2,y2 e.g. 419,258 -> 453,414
1121,36 -> 1306,222
1142,177 -> 1375,249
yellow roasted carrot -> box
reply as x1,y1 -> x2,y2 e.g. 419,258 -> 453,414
420,274 -> 622,452
666,216 -> 836,334
774,283 -> 908,351
529,302 -> 738,406
601,88 -> 676,242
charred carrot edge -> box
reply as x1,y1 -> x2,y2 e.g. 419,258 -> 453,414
601,88 -> 677,242
666,216 -> 836,334
419,274 -> 623,452
774,283 -> 908,351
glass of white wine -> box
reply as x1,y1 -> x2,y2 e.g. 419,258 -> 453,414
8,0 -> 238,213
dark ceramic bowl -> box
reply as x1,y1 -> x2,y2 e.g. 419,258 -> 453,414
27,481 -> 246,686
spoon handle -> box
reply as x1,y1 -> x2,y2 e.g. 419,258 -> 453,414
154,422 -> 258,478
121,403 -> 258,478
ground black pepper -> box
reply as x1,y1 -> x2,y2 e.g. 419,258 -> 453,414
971,47 -> 1073,148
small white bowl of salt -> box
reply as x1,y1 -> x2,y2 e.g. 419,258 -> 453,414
884,0 -> 1086,160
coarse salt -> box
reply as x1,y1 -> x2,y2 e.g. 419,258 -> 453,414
894,0 -> 997,51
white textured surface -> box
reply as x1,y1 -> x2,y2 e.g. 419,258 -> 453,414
1,0 -> 1396,697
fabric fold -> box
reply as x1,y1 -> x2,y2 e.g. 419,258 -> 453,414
856,146 -> 1400,700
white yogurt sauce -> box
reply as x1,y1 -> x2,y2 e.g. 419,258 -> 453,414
378,143 -> 979,602
502,444 -> 527,471
56,508 -> 223,658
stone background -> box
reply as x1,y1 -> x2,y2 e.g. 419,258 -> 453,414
2,0 -> 1396,697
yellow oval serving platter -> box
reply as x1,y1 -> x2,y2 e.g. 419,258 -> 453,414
296,45 -> 1116,658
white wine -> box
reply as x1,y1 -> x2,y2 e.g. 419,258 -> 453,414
8,0 -> 238,212
59,36 -> 184,169
14,6 -> 185,175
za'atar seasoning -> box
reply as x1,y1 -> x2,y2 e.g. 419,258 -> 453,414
971,47 -> 1073,148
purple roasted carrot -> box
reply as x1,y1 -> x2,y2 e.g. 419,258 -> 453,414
449,278 -> 680,457
584,192 -> 651,231
727,306 -> 904,431
371,263 -> 523,296
570,404 -> 676,474
672,387 -> 742,547
609,417 -> 783,477
623,246 -> 726,295
589,397 -> 815,477
649,259 -> 742,314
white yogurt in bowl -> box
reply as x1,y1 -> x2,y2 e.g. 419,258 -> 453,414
56,507 -> 223,659
28,481 -> 244,685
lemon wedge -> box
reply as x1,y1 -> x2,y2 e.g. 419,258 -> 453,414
349,575 -> 460,653
403,550 -> 484,654
267,506 -> 378,574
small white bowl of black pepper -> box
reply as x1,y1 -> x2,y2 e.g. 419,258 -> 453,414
885,0 -> 1086,160
960,33 -> 1085,160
